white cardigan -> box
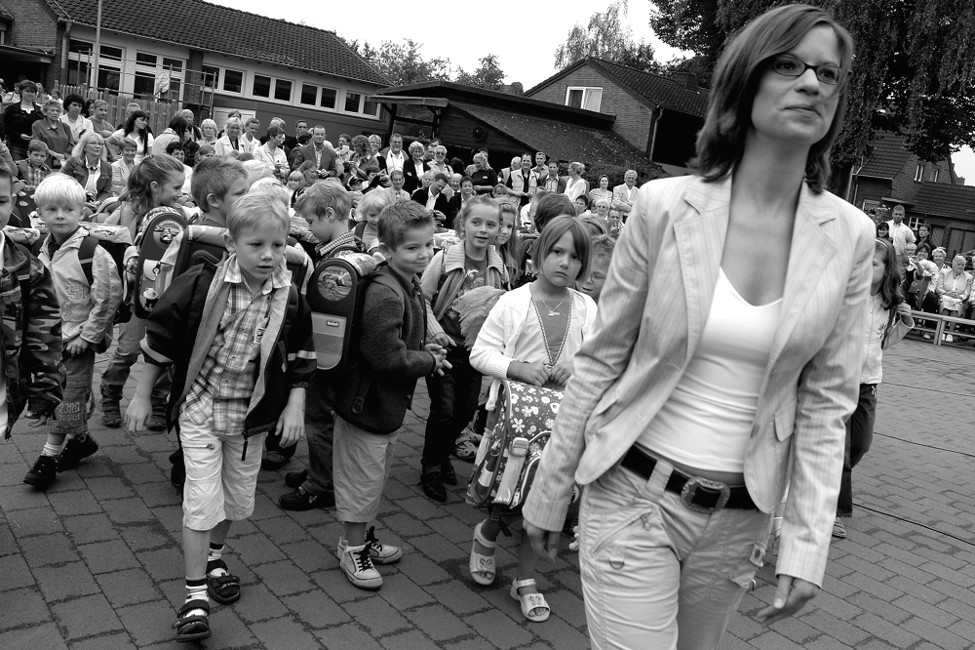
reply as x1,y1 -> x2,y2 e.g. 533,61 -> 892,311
470,284 -> 597,410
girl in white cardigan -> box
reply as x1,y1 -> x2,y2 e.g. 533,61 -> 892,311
468,216 -> 598,622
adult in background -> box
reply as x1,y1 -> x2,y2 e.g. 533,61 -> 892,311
32,99 -> 74,168
345,135 -> 380,185
936,254 -> 972,343
402,141 -> 429,195
532,151 -> 549,183
885,204 -> 915,257
3,81 -> 43,161
428,145 -> 450,177
367,134 -> 387,173
112,110 -> 154,164
524,6 -> 872,648
588,174 -> 612,207
254,125 -> 290,179
88,100 -> 115,139
382,132 -> 408,172
562,161 -> 588,201
411,172 -> 450,226
60,93 -> 93,142
915,222 -> 934,251
470,152 -> 498,195
611,169 -> 639,217
61,132 -> 113,203
241,117 -> 261,155
291,126 -> 343,178
199,119 -> 219,147
284,119 -> 308,151
543,161 -> 564,194
152,116 -> 191,160
215,117 -> 245,157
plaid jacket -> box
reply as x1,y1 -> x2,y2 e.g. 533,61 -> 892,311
0,237 -> 63,437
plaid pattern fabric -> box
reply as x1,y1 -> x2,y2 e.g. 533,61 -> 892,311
24,163 -> 50,187
316,230 -> 363,259
182,256 -> 290,432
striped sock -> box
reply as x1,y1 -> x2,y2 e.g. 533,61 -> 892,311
207,543 -> 227,577
41,442 -> 63,458
184,577 -> 207,605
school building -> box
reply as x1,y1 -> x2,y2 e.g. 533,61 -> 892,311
0,0 -> 391,134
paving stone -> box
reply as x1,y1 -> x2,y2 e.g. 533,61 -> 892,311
315,622 -> 385,650
278,539 -> 336,574
114,600 -> 174,647
229,531 -> 287,566
231,587 -> 290,624
69,632 -> 136,649
250,559 -> 317,597
379,629 -> 443,650
5,509 -> 65,538
84,475 -> 137,500
21,532 -> 80,567
852,612 -> 921,648
249,615 -> 321,650
463,609 -> 534,649
46,488 -> 103,516
403,603 -> 473,641
50,593 -> 124,640
378,571 -> 436,610
0,587 -> 51,630
60,512 -> 120,545
100,497 -> 156,524
33,561 -> 101,602
342,596 -> 411,637
0,622 -> 68,649
0,552 -> 36,590
95,568 -> 164,608
281,591 -> 351,628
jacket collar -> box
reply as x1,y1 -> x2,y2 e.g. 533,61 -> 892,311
443,240 -> 504,274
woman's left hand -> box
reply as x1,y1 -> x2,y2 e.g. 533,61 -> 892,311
755,575 -> 818,625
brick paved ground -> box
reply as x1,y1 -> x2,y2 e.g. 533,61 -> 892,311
1,335 -> 973,649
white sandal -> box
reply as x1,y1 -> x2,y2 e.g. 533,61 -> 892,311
469,521 -> 497,586
510,578 -> 550,622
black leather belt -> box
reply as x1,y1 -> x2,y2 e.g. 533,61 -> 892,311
621,446 -> 757,512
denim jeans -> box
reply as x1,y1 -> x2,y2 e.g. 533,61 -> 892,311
51,347 -> 95,437
301,374 -> 334,495
422,346 -> 481,467
837,383 -> 877,517
100,316 -> 170,407
580,460 -> 771,650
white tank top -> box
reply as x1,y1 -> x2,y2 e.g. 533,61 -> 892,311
637,268 -> 782,472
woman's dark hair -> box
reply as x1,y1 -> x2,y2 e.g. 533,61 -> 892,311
876,222 -> 889,236
695,3 -> 855,193
574,194 -> 590,210
266,124 -> 284,139
532,193 -> 576,233
16,80 -> 39,95
916,243 -> 932,257
124,110 -> 152,146
63,93 -> 85,110
874,238 -> 903,310
450,157 -> 466,174
166,115 -> 189,139
165,141 -> 185,156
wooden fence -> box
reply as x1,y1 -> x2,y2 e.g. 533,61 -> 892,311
56,85 -> 176,136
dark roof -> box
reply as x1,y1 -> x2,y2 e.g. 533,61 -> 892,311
855,132 -> 912,180
42,0 -> 389,86
908,182 -> 975,220
527,57 -> 710,118
450,101 -> 664,177
0,2 -> 14,20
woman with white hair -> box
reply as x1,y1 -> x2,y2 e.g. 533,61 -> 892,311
200,119 -> 219,146
215,117 -> 245,157
936,254 -> 972,342
563,161 -> 588,201
61,132 -> 113,202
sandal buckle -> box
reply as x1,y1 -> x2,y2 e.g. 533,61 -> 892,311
680,476 -> 730,513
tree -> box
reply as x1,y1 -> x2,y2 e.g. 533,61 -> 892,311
555,1 -> 659,73
456,54 -> 506,91
345,38 -> 451,87
649,0 -> 975,191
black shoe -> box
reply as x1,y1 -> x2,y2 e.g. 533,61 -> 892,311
285,469 -> 308,489
420,466 -> 447,502
57,435 -> 99,471
441,459 -> 457,486
279,487 -> 335,511
147,410 -> 168,432
261,451 -> 290,471
24,456 -> 58,490
101,400 -> 121,428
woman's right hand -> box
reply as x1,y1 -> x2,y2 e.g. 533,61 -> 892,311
525,521 -> 562,561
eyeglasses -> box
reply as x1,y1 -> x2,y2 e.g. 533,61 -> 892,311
770,54 -> 843,85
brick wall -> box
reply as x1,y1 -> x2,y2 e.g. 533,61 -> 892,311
5,0 -> 61,89
529,67 -> 653,153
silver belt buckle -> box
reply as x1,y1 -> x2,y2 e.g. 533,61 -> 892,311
680,476 -> 730,512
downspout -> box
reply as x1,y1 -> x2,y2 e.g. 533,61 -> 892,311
60,21 -> 72,88
647,105 -> 663,162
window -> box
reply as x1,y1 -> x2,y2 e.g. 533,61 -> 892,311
345,92 -> 362,113
223,69 -> 243,93
932,168 -> 940,183
861,200 -> 881,213
253,75 -> 271,97
100,45 -> 123,61
300,83 -> 317,105
274,79 -> 292,102
69,39 -> 92,55
363,97 -> 380,117
319,87 -> 337,109
914,164 -> 924,182
907,216 -> 922,230
168,78 -> 182,101
98,66 -> 121,92
565,86 -> 603,111
202,65 -> 219,89
134,72 -> 155,98
136,52 -> 157,66
162,58 -> 183,72
67,60 -> 90,86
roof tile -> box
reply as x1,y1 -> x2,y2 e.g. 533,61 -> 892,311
43,0 -> 388,86
856,132 -> 912,180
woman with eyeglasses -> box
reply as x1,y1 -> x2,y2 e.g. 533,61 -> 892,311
522,5 -> 875,648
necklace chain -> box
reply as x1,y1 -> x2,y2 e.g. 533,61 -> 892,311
531,286 -> 571,367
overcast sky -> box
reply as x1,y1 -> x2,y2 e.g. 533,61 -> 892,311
213,0 -> 975,184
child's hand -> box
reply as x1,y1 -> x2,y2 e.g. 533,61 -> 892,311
508,361 -> 548,386
275,402 -> 305,447
431,332 -> 454,348
548,363 -> 572,386
425,343 -> 451,376
64,337 -> 89,357
124,396 -> 152,433
896,302 -> 915,325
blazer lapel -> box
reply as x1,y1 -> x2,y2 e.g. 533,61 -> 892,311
674,179 -> 731,362
765,185 -> 838,373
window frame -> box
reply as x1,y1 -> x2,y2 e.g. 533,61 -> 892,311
565,86 -> 603,111
222,69 -> 244,94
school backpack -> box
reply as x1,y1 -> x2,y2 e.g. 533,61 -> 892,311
467,380 -> 564,513
304,250 -> 380,377
132,206 -> 188,318
152,224 -> 313,310
76,223 -> 138,324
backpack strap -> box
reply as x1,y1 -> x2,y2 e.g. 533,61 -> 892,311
78,235 -> 98,287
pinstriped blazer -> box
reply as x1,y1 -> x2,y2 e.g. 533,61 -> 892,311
523,174 -> 875,586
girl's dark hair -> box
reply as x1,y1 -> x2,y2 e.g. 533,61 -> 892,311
695,4 -> 855,193
165,141 -> 184,155
875,238 -> 903,310
532,215 -> 591,283
124,111 -> 152,146
532,193 -> 575,233
121,153 -> 185,218
16,80 -> 39,95
166,116 -> 189,139
876,222 -> 889,236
